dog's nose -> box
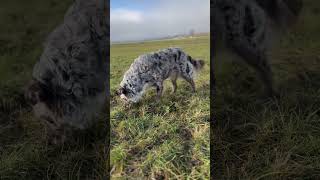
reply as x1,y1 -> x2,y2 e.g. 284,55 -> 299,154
120,94 -> 128,101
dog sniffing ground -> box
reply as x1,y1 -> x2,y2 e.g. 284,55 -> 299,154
110,34 -> 210,179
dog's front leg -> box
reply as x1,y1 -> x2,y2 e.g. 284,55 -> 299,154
156,82 -> 164,99
189,79 -> 196,93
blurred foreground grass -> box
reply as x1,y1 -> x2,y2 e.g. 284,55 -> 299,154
213,0 -> 320,179
0,0 -> 108,179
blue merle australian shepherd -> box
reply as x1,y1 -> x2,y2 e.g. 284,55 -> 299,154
116,48 -> 204,103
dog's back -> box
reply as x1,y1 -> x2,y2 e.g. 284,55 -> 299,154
124,48 -> 203,82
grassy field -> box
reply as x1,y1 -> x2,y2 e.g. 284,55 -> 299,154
0,0 -> 108,179
3,0 -> 319,179
110,35 -> 210,179
213,0 -> 320,179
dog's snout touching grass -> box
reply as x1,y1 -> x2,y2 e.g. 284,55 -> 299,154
110,34 -> 210,178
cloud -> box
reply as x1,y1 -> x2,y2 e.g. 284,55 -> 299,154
110,9 -> 143,23
110,0 -> 210,42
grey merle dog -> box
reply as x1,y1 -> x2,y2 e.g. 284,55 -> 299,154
25,0 -> 108,143
212,0 -> 303,96
116,48 -> 204,103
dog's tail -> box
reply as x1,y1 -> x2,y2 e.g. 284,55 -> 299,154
188,56 -> 205,71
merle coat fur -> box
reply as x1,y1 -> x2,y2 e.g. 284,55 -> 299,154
117,48 -> 204,103
25,0 -> 108,142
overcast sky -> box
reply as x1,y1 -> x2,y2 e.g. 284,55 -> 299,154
110,0 -> 210,42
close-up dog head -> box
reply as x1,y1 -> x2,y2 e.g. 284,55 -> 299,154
116,85 -> 142,103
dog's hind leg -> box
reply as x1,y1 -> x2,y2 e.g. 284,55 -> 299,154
181,75 -> 196,93
170,73 -> 178,93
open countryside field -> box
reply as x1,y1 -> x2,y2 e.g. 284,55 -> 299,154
110,35 -> 210,179
0,0 -> 107,179
213,0 -> 320,179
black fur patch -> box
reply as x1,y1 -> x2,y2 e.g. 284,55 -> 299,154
177,50 -> 181,60
62,71 -> 70,81
188,56 -> 197,67
186,63 -> 190,74
187,55 -> 192,62
173,54 -> 177,61
244,6 -> 256,38
121,86 -> 128,95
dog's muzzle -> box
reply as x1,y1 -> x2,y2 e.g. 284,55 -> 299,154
120,94 -> 129,102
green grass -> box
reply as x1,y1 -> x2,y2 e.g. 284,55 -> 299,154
0,0 -> 108,179
213,0 -> 320,179
110,35 -> 210,179
3,0 -> 318,179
